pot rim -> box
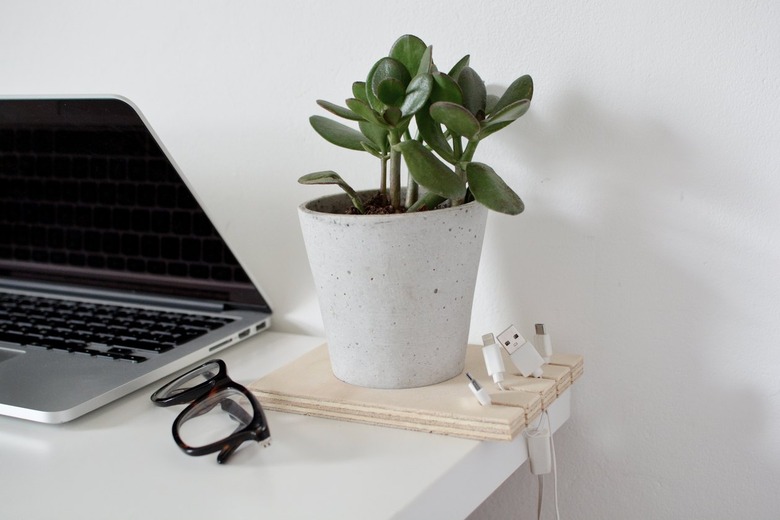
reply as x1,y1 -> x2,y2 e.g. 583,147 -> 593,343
298,190 -> 484,219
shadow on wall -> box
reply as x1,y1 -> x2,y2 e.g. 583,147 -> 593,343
470,91 -> 779,517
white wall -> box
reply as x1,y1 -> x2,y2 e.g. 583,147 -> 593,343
2,1 -> 779,518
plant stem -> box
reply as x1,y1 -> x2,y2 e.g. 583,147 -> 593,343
462,139 -> 479,163
380,155 -> 388,197
451,137 -> 466,206
388,132 -> 402,210
405,177 -> 418,209
403,128 -> 425,208
451,164 -> 466,206
452,135 -> 463,160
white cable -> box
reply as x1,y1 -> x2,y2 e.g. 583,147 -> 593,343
545,410 -> 560,520
530,411 -> 560,520
527,413 -> 548,519
465,372 -> 492,406
481,333 -> 508,389
533,323 -> 553,362
537,475 -> 544,520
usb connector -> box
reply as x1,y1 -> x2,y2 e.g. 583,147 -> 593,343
497,325 -> 545,378
533,323 -> 553,362
481,333 -> 508,389
466,372 -> 492,406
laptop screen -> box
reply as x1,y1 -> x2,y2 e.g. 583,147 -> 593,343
0,97 -> 270,312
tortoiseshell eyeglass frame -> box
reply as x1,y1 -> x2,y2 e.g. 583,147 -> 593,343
150,359 -> 270,464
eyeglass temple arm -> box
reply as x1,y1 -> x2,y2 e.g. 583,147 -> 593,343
221,399 -> 253,427
217,442 -> 239,464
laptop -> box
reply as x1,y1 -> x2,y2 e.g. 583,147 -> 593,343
0,95 -> 272,423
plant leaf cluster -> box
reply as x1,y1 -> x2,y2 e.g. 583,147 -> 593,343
299,34 -> 533,215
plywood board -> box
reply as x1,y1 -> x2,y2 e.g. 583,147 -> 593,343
503,375 -> 558,409
549,353 -> 585,382
250,344 -> 583,441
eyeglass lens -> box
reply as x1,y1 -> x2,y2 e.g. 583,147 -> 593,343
177,387 -> 256,450
156,360 -> 221,400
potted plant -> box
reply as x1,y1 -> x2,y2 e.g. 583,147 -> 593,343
298,34 -> 533,389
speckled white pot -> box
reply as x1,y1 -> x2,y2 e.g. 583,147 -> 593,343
298,192 -> 488,389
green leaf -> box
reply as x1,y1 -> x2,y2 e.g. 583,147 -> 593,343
407,192 -> 446,213
431,72 -> 463,104
370,57 -> 411,107
491,75 -> 533,115
298,170 -> 341,185
457,67 -> 487,118
360,141 -> 383,158
466,162 -> 524,215
382,106 -> 403,126
316,99 -> 361,121
416,107 -> 455,163
309,115 -> 366,151
479,99 -> 530,140
345,98 -> 384,126
430,101 -> 481,140
389,34 -> 427,77
352,82 -> 368,103
298,170 -> 365,214
477,120 -> 512,141
376,77 -> 407,107
417,45 -> 433,75
487,99 -> 530,125
486,94 -> 500,115
400,73 -> 433,117
448,54 -> 470,79
359,121 -> 389,153
365,60 -> 386,113
395,140 -> 466,200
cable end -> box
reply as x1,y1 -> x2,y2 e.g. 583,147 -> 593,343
466,372 -> 491,406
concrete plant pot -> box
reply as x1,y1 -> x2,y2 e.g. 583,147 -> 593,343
298,191 -> 488,389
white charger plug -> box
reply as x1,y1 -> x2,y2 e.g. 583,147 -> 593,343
465,372 -> 491,406
525,426 -> 552,475
481,333 -> 507,389
533,323 -> 553,362
497,325 -> 545,378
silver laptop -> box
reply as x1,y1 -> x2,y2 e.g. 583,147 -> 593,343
0,95 -> 272,423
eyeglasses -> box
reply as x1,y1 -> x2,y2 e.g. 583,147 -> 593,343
150,359 -> 271,464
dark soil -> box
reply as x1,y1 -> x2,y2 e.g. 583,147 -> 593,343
343,192 -> 449,214
345,192 -> 404,215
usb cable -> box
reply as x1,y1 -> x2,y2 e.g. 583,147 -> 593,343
497,325 -> 544,378
481,333 -> 508,390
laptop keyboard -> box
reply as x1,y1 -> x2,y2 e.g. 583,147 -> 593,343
0,292 -> 233,363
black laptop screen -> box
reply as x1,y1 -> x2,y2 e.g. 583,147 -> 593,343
0,97 -> 270,312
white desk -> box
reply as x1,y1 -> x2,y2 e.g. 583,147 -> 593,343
0,331 -> 570,519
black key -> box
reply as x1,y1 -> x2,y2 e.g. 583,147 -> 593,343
108,347 -> 134,356
110,336 -> 173,353
118,355 -> 148,363
171,332 -> 204,346
40,338 -> 83,352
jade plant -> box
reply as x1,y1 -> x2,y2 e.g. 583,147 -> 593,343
299,34 -> 532,215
